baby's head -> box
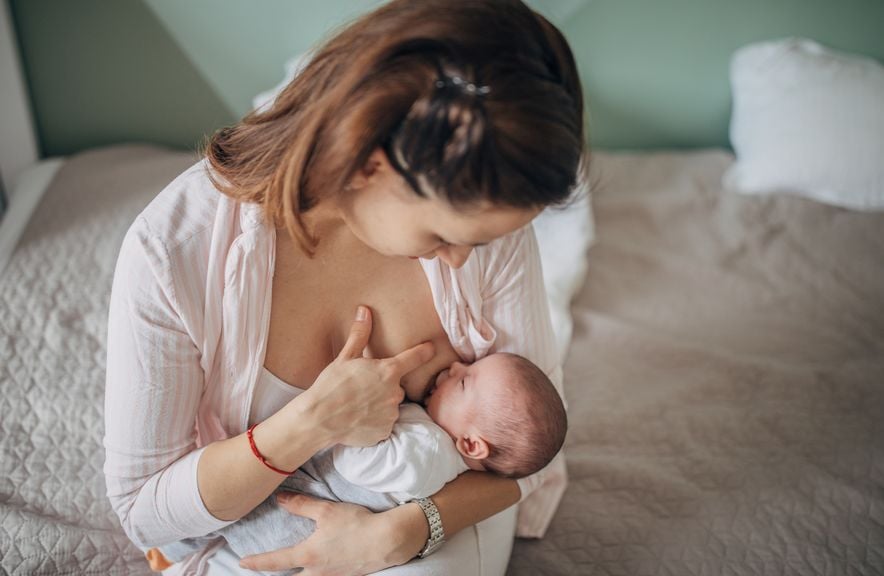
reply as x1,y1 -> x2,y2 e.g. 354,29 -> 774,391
423,352 -> 567,479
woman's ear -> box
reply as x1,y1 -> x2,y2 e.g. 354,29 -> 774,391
455,434 -> 490,461
369,146 -> 389,170
346,150 -> 384,192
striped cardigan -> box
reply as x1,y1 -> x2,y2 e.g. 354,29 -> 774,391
103,159 -> 567,564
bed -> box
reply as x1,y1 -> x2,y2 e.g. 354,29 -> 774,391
3,0 -> 884,571
1,141 -> 882,575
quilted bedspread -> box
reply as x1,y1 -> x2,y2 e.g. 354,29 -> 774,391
1,145 -> 882,575
0,146 -> 199,574
509,151 -> 884,575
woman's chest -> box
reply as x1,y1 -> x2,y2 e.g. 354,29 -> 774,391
263,251 -> 459,396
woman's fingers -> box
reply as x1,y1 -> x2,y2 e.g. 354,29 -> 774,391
275,492 -> 327,520
240,494 -> 327,571
338,305 -> 372,360
386,340 -> 435,377
239,543 -> 304,572
338,306 -> 433,379
242,499 -> 397,575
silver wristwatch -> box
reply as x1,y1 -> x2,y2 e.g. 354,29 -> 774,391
409,497 -> 445,558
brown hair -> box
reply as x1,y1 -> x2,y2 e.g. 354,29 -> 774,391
479,353 -> 567,479
205,0 -> 589,256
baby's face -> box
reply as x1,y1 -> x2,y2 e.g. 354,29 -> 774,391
423,354 -> 510,441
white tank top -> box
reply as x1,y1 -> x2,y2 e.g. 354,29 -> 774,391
248,366 -> 305,427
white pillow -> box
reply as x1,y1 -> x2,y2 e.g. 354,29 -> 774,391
532,186 -> 593,364
723,38 -> 884,211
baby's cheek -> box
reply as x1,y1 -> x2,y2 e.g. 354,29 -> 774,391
451,393 -> 480,428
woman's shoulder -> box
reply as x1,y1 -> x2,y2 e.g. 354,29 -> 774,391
114,159 -> 238,331
422,224 -> 539,301
482,223 -> 535,256
472,223 -> 540,285
130,158 -> 224,252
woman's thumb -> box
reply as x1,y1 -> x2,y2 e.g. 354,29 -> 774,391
339,305 -> 372,360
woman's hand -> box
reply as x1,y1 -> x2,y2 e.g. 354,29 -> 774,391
239,492 -> 428,575
297,305 -> 435,448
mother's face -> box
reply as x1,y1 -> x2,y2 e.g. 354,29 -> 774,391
340,148 -> 541,269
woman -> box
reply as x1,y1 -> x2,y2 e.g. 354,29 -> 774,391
103,0 -> 587,574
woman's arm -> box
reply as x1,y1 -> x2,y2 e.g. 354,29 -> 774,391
201,306 -> 434,522
198,310 -> 394,522
425,470 -> 521,539
105,221 -> 432,548
239,471 -> 520,572
105,221 -> 237,549
196,396 -> 330,522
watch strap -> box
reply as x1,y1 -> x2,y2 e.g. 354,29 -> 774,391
412,497 -> 445,558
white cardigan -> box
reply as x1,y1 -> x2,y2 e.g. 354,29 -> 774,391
103,159 -> 568,563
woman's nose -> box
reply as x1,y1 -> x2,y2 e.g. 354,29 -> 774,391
437,246 -> 473,269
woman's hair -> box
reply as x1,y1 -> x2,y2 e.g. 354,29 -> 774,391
205,0 -> 589,256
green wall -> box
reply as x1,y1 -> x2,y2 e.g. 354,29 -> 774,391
10,0 -> 233,157
564,1 -> 884,149
10,0 -> 884,156
140,0 -> 388,120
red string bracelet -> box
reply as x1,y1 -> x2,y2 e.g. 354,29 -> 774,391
247,423 -> 295,475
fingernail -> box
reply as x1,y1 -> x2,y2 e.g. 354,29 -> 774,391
277,493 -> 291,502
356,305 -> 367,321
239,560 -> 251,569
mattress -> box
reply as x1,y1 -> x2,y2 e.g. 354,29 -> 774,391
0,146 -> 200,574
1,145 -> 882,575
509,150 -> 884,575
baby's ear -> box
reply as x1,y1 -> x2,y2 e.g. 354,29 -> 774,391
456,434 -> 490,461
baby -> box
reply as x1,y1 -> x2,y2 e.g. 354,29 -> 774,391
147,352 -> 567,573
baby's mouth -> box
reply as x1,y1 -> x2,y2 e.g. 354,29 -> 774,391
426,369 -> 448,398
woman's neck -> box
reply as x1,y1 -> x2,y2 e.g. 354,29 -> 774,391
300,196 -> 347,245
274,200 -> 386,281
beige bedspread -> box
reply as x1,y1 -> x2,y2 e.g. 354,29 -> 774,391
509,150 -> 884,575
1,145 -> 881,575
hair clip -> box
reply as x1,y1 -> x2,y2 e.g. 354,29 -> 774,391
435,75 -> 491,96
